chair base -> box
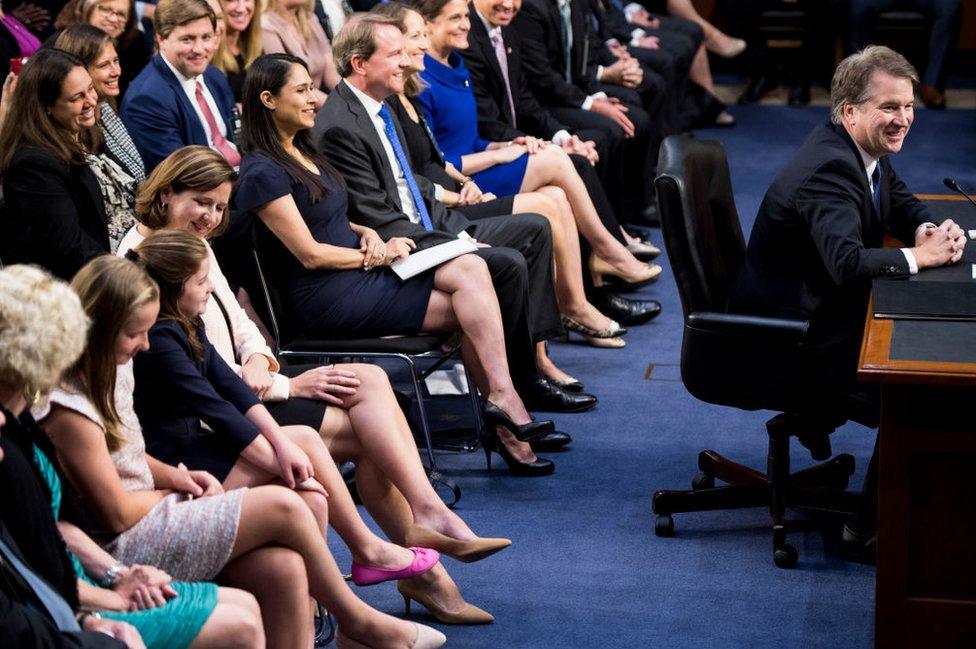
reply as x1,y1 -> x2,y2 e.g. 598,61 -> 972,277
651,414 -> 860,569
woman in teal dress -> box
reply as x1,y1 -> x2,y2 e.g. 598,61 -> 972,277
31,432 -> 262,649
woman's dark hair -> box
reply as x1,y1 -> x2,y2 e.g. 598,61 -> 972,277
0,49 -> 103,173
241,53 -> 344,202
409,0 -> 453,22
54,24 -> 115,69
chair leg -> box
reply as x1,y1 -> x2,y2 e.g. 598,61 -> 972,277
791,454 -> 856,490
767,415 -> 798,568
696,449 -> 767,487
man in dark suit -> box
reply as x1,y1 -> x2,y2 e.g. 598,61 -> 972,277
121,0 -> 239,172
315,13 -> 597,413
461,0 -> 662,325
512,0 -> 665,223
729,46 -> 966,561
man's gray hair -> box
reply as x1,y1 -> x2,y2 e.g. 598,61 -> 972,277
332,12 -> 401,78
830,45 -> 918,124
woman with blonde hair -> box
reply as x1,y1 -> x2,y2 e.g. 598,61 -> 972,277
119,144 -> 507,623
43,250 -> 446,649
212,0 -> 264,102
261,0 -> 339,106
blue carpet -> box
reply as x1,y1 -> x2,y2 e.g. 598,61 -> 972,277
327,105 -> 976,648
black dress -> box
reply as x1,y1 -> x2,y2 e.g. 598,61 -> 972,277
386,95 -> 515,218
233,152 -> 435,338
224,52 -> 247,104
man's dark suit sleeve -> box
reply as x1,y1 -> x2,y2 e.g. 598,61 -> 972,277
796,159 -> 913,284
512,2 -> 588,108
887,165 -> 931,245
0,591 -> 125,649
120,92 -> 188,172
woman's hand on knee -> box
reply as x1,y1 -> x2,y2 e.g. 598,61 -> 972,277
290,366 -> 360,404
272,437 -> 314,488
512,135 -> 548,154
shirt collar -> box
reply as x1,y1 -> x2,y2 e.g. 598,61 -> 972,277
161,54 -> 201,89
344,80 -> 385,119
473,6 -> 500,38
852,138 -> 878,181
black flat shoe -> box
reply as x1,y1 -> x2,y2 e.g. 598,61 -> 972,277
738,75 -> 777,105
530,431 -> 573,451
590,291 -> 662,326
551,378 -> 585,393
838,524 -> 876,566
521,377 -> 598,413
481,431 -> 555,477
482,400 -> 555,442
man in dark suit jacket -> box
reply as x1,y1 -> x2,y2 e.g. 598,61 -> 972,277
461,0 -> 663,325
315,14 -> 597,413
121,0 -> 238,172
512,0 -> 664,221
729,46 -> 965,561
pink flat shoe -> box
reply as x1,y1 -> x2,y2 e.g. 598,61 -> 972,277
350,547 -> 440,587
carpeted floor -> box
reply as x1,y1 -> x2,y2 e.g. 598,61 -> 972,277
326,104 -> 976,649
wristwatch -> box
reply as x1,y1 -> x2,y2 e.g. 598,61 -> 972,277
100,563 -> 126,588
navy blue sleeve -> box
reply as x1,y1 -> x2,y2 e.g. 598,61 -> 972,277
139,323 -> 261,448
232,156 -> 294,214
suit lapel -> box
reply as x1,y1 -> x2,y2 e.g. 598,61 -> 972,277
155,56 -> 209,146
337,83 -> 403,212
831,123 -> 881,238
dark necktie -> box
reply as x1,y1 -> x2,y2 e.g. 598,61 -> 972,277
871,164 -> 881,216
0,529 -> 80,631
558,0 -> 573,83
378,105 -> 434,231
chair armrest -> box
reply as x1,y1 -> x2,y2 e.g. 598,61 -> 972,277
686,312 -> 810,343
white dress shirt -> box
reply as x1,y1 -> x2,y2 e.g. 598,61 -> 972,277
852,140 -> 923,274
345,81 -> 423,225
161,55 -> 238,157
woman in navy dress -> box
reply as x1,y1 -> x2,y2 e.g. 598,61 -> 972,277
237,53 -> 559,475
414,0 -> 661,294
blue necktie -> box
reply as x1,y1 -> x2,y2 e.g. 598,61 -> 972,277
0,533 -> 80,631
871,164 -> 881,216
378,105 -> 434,232
559,0 -> 573,83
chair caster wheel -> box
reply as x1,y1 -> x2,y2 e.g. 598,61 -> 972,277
691,471 -> 715,490
773,545 -> 798,569
655,515 -> 675,537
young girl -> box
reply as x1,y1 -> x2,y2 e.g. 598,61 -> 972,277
42,253 -> 445,649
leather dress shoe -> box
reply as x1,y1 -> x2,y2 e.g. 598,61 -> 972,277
522,377 -> 597,413
530,430 -> 573,451
591,291 -> 662,326
838,524 -> 876,566
738,75 -> 777,105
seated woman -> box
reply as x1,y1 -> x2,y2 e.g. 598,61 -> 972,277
41,253 -> 446,649
54,0 -> 152,97
238,53 -> 560,476
212,0 -> 263,103
0,49 -> 116,277
412,0 -> 661,293
0,263 -> 144,649
55,24 -> 146,182
377,2 -> 631,348
261,0 -> 339,107
119,145 -> 507,621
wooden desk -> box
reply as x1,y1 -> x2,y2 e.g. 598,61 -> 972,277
858,196 -> 976,649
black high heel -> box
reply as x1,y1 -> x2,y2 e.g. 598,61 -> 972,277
482,401 -> 554,442
480,431 -> 555,477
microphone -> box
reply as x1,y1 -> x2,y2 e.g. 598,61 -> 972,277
943,177 -> 976,211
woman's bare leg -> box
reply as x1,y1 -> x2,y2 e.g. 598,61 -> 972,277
318,364 -> 476,541
519,145 -> 647,275
665,0 -> 739,54
189,587 -> 266,649
217,547 -> 310,649
223,429 -> 416,571
226,486 -> 420,647
689,44 -> 716,94
513,190 -> 613,333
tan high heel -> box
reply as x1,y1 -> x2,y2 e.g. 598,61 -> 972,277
398,581 -> 494,625
588,255 -> 662,290
560,315 -> 627,348
404,525 -> 512,563
336,623 -> 447,649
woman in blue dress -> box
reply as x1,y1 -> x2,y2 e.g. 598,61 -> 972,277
414,0 -> 660,293
236,54 -> 558,475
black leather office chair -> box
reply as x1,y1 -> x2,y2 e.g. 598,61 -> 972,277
250,226 -> 476,507
651,135 -> 861,568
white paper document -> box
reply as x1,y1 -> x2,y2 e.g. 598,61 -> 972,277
390,238 -> 479,280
